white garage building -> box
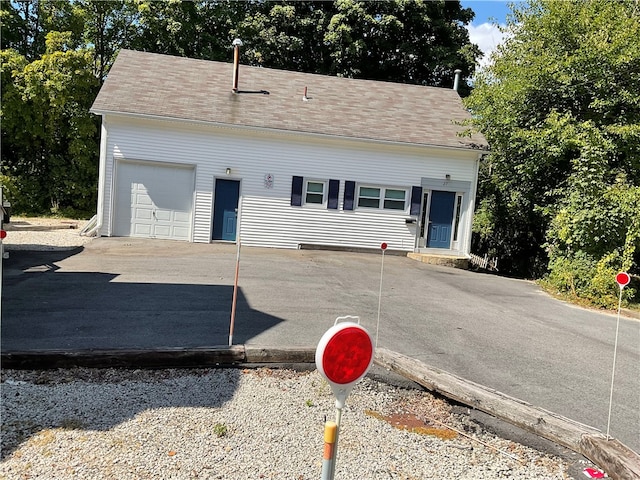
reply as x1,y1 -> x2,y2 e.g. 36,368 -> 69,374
91,49 -> 487,255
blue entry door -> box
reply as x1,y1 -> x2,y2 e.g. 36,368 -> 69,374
212,179 -> 240,241
427,191 -> 456,248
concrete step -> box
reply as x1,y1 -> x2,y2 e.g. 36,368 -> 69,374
407,252 -> 468,269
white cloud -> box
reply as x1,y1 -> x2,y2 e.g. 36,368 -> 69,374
467,22 -> 508,69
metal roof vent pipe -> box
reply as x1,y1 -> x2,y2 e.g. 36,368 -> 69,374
232,38 -> 243,94
453,69 -> 462,92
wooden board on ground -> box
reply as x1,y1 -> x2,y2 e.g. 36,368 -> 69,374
374,347 -> 640,480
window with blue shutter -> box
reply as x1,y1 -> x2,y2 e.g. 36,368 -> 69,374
410,186 -> 423,216
291,176 -> 303,206
344,181 -> 356,210
327,179 -> 339,209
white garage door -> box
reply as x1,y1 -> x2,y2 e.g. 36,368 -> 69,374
114,161 -> 194,240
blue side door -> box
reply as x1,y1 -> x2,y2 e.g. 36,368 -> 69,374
427,191 -> 455,248
212,179 -> 240,241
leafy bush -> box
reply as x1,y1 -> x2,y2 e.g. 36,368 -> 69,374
545,251 -> 636,309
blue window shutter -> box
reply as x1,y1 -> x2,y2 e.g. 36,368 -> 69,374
291,176 -> 303,206
410,186 -> 422,216
344,181 -> 356,210
327,179 -> 339,209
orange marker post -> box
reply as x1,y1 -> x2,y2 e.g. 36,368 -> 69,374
228,238 -> 241,346
321,421 -> 337,480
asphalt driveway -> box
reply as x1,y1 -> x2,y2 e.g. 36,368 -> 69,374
2,237 -> 638,451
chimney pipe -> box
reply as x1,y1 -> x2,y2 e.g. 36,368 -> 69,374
232,38 -> 243,93
453,69 -> 462,92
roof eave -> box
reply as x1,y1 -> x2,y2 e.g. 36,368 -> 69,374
91,108 -> 489,154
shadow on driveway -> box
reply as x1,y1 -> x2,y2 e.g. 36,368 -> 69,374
2,249 -> 284,351
1,246 -> 285,460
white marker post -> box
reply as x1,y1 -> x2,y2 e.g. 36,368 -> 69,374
606,271 -> 630,440
316,317 -> 374,480
0,228 -> 6,324
375,242 -> 387,349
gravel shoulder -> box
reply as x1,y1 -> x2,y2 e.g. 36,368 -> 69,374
0,367 -> 589,480
2,216 -> 95,251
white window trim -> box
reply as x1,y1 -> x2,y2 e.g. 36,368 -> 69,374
356,185 -> 408,212
303,179 -> 327,207
451,192 -> 464,250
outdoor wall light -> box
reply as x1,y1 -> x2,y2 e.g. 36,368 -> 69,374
445,174 -> 451,180
226,167 -> 231,175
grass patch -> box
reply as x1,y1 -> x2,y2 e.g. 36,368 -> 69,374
213,423 -> 228,438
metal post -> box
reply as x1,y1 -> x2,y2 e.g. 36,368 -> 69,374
228,238 -> 241,346
0,188 -> 4,326
606,286 -> 624,440
0,235 -> 3,325
330,405 -> 343,479
321,421 -> 337,480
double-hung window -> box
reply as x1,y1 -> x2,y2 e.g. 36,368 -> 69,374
357,187 -> 381,208
383,188 -> 407,210
357,186 -> 407,211
305,180 -> 326,205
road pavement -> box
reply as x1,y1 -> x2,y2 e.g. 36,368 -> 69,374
2,238 -> 638,452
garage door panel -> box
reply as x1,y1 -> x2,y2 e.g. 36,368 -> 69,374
133,224 -> 152,236
173,226 -> 190,238
135,195 -> 153,206
154,225 -> 171,238
114,161 -> 194,241
135,209 -> 153,220
155,209 -> 172,222
174,211 -> 191,222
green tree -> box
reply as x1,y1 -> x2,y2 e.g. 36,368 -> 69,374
131,0 -> 249,62
234,1 -> 334,73
0,1 -> 27,52
76,0 -> 138,82
465,0 -> 640,304
1,32 -> 99,214
235,0 -> 479,91
324,0 -> 477,90
0,0 -> 44,59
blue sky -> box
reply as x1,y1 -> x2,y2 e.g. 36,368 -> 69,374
460,0 -> 525,67
461,0 -> 514,25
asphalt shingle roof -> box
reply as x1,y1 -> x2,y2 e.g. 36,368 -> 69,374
92,49 -> 487,151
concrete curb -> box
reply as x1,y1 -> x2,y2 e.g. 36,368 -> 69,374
2,346 -> 638,480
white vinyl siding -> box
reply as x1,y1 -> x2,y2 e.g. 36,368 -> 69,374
98,115 -> 478,252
